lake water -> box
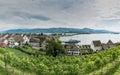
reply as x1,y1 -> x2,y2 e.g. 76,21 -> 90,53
60,34 -> 120,45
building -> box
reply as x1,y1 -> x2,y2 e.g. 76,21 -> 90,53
8,37 -> 15,48
0,39 -> 8,48
64,44 -> 80,55
107,40 -> 115,48
39,36 -> 47,49
91,40 -> 102,52
29,37 -> 40,49
102,40 -> 115,50
79,45 -> 93,54
91,40 -> 115,52
7,34 -> 30,48
23,35 -> 29,44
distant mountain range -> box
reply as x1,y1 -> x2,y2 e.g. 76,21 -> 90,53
2,28 -> 119,34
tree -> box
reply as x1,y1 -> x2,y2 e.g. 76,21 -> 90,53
38,33 -> 44,36
45,38 -> 66,57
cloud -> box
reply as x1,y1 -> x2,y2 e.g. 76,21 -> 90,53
13,12 -> 50,21
0,0 -> 120,31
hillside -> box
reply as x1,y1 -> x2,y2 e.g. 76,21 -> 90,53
0,46 -> 120,74
2,28 -> 117,34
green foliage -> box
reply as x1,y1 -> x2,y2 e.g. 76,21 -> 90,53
23,42 -> 31,48
46,38 -> 66,57
0,46 -> 120,74
39,48 -> 43,51
116,42 -> 120,46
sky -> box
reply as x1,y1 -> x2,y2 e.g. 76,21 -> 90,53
0,0 -> 120,31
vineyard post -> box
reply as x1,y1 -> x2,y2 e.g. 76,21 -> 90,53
4,54 -> 8,75
35,69 -> 37,75
93,71 -> 95,75
12,69 -> 14,75
19,71 -> 21,75
101,60 -> 103,74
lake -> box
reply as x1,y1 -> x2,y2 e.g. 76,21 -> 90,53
60,34 -> 120,45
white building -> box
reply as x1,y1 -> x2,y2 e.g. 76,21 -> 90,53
64,44 -> 80,55
7,34 -> 30,48
23,35 -> 29,44
8,37 -> 15,48
91,40 -> 102,52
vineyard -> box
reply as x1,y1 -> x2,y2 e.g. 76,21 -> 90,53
0,46 -> 120,75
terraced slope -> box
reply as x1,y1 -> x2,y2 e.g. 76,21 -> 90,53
0,48 -> 34,75
0,46 -> 120,75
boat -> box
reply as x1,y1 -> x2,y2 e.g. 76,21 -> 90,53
65,39 -> 80,44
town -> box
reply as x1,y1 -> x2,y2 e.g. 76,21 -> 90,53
0,33 -> 117,56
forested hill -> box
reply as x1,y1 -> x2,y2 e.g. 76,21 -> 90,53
2,28 -> 118,34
